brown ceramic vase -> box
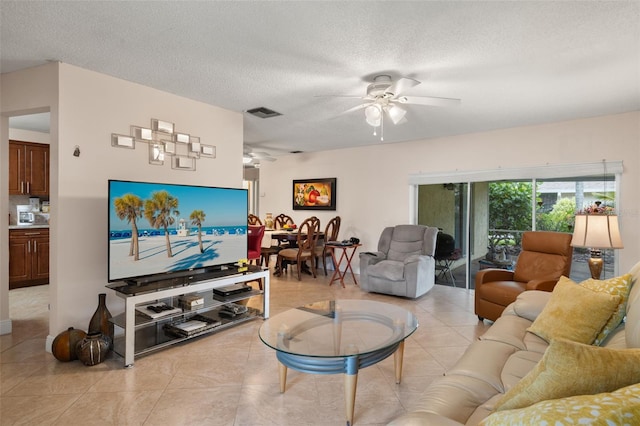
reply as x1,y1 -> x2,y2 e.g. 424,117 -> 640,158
76,332 -> 110,366
51,327 -> 87,362
88,293 -> 114,349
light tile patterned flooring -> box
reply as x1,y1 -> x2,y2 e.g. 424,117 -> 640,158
1,270 -> 489,425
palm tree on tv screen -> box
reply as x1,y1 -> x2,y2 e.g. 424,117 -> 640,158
114,194 -> 143,260
190,209 -> 206,253
144,190 -> 179,257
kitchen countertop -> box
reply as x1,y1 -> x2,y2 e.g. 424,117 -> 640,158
9,225 -> 50,230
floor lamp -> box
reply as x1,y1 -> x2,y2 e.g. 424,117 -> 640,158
571,214 -> 624,279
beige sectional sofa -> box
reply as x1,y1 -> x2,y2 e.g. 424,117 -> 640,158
389,263 -> 640,425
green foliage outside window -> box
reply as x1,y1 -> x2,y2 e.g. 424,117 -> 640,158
489,182 -> 535,248
537,198 -> 576,232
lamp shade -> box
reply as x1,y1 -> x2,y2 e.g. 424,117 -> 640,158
571,214 -> 624,249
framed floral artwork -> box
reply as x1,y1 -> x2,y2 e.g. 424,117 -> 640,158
292,178 -> 337,210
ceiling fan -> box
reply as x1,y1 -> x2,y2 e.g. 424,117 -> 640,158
326,74 -> 461,140
243,147 -> 276,167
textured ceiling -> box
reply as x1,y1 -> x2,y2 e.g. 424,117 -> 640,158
2,1 -> 639,157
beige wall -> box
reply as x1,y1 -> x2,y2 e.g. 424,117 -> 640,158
1,63 -> 243,340
258,111 -> 640,274
9,129 -> 50,144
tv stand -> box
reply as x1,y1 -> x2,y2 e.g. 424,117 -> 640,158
107,265 -> 269,367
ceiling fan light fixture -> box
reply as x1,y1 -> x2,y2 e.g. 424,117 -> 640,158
365,104 -> 382,127
242,155 -> 253,164
387,104 -> 407,125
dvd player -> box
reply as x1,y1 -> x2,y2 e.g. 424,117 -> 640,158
213,283 -> 252,297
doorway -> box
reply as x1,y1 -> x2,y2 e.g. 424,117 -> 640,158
6,112 -> 51,343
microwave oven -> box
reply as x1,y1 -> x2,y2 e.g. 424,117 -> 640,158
16,205 -> 35,225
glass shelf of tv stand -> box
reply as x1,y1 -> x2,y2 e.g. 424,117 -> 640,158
109,288 -> 263,329
112,305 -> 262,359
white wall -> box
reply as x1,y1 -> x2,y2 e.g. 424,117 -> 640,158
258,111 -> 640,274
1,63 -> 244,341
8,129 -> 50,144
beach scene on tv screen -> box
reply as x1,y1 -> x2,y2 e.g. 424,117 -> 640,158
109,181 -> 248,282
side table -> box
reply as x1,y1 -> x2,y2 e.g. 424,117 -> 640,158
326,243 -> 361,287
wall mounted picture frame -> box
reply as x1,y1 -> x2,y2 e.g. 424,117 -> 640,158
292,178 -> 337,210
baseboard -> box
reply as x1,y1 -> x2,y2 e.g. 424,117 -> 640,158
0,318 -> 12,335
45,335 -> 54,353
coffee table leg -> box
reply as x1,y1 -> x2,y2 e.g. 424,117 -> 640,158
393,340 -> 405,384
279,362 -> 288,393
345,355 -> 358,426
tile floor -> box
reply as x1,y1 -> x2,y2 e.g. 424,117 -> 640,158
1,270 -> 489,425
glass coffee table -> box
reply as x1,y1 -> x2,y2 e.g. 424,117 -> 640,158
258,300 -> 418,426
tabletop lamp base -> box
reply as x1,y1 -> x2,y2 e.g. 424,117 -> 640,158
588,249 -> 603,280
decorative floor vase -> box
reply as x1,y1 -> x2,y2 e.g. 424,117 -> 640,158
88,293 -> 114,349
76,332 -> 110,366
51,327 -> 87,362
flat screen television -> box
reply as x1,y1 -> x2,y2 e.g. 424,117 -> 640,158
108,179 -> 248,284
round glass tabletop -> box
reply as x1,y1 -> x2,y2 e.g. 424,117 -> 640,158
259,300 -> 418,358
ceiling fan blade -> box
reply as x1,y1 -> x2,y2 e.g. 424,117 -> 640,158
249,151 -> 276,161
396,96 -> 461,107
386,77 -> 420,97
341,103 -> 370,115
314,95 -> 366,98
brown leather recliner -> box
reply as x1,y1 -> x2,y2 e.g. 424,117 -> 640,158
475,231 -> 573,322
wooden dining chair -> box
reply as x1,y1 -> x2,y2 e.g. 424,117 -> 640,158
273,213 -> 295,250
274,214 -> 293,229
248,214 -> 262,225
275,216 -> 321,280
259,213 -> 290,267
315,216 -> 341,275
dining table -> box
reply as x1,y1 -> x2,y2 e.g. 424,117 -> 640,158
269,230 -> 325,247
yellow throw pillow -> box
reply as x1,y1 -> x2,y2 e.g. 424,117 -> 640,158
481,382 -> 640,426
581,274 -> 633,345
527,276 -> 620,344
495,339 -> 640,411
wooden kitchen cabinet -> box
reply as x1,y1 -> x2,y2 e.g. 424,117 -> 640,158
9,140 -> 49,196
9,228 -> 49,289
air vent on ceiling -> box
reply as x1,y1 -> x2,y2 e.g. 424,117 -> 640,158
246,107 -> 282,119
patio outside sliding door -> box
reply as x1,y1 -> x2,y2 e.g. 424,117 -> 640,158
417,183 -> 469,289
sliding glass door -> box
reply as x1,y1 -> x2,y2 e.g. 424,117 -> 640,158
415,165 -> 620,290
417,183 -> 470,289
536,176 -> 617,281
